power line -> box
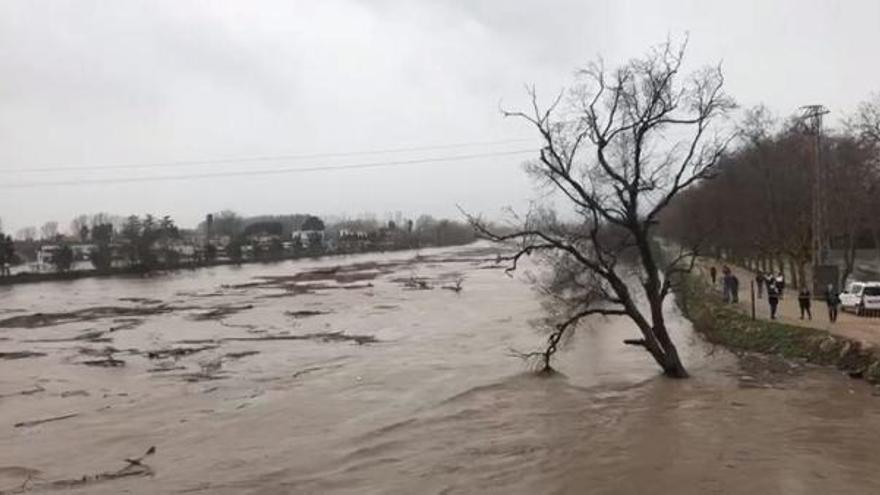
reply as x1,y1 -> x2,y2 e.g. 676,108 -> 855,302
1,137 -> 534,174
0,149 -> 535,189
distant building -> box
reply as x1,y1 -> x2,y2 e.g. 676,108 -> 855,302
335,229 -> 370,252
291,229 -> 325,250
36,245 -> 60,266
71,244 -> 96,261
36,243 -> 94,271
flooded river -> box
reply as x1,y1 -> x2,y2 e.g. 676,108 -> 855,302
1,243 -> 879,494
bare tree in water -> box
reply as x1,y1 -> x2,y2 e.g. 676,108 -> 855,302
468,41 -> 735,377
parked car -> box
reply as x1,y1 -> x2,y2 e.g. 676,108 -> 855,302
839,281 -> 880,316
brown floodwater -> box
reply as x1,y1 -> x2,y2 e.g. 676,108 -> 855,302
1,243 -> 879,494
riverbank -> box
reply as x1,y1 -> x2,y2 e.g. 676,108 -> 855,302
0,242 -> 474,287
676,272 -> 880,384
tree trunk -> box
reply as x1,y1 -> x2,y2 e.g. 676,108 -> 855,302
630,313 -> 688,378
798,260 -> 807,292
652,323 -> 689,378
789,258 -> 799,289
841,232 -> 857,289
638,234 -> 689,378
872,228 -> 880,265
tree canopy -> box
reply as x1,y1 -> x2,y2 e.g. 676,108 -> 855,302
470,40 -> 735,377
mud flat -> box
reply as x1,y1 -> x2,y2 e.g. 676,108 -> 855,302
2,243 -> 880,494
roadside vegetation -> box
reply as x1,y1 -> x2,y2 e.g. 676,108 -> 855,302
676,271 -> 880,383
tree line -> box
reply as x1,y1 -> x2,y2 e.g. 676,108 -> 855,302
0,210 -> 477,277
660,94 -> 880,289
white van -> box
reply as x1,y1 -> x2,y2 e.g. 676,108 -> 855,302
840,281 -> 880,316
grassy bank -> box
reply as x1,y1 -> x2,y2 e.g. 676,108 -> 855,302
676,273 -> 880,383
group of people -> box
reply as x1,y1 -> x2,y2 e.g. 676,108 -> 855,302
710,266 -> 842,323
796,283 -> 841,323
754,271 -> 785,299
756,270 -> 787,320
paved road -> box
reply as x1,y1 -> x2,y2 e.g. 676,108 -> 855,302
698,262 -> 880,349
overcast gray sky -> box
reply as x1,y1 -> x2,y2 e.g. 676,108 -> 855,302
1,0 -> 878,233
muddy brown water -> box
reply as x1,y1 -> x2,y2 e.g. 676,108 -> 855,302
1,243 -> 879,494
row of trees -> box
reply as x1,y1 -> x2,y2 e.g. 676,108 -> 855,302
116,215 -> 181,272
6,214 -> 126,245
0,213 -> 178,274
329,214 -> 475,249
1,209 -> 477,275
199,211 -> 472,244
660,94 -> 880,289
201,210 -> 475,254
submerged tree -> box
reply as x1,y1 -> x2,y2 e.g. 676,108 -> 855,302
469,41 -> 735,377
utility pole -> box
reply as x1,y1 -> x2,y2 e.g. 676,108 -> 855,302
800,104 -> 830,290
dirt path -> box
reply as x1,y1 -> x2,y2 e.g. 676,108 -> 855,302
697,261 -> 880,348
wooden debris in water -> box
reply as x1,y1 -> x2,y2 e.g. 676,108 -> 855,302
14,413 -> 79,428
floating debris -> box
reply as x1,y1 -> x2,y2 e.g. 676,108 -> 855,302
14,413 -> 80,428
82,356 -> 125,367
0,351 -> 46,360
189,304 -> 254,321
146,345 -> 218,360
0,305 -> 194,329
222,331 -> 378,345
224,350 -> 260,360
285,310 -> 331,318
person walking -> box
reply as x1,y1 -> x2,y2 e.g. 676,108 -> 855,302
767,281 -> 780,320
710,266 -> 717,285
731,274 -> 740,303
776,272 -> 786,296
755,271 -> 764,299
721,267 -> 734,303
798,287 -> 812,320
825,285 -> 840,323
